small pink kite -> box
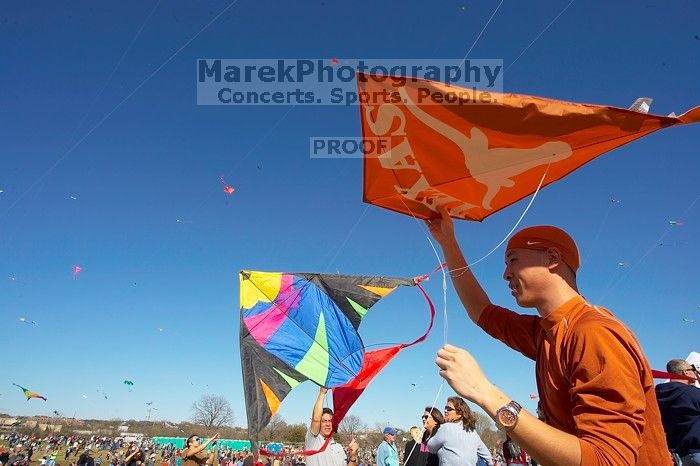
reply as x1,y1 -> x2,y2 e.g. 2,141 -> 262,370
72,265 -> 82,279
331,57 -> 339,65
220,176 -> 235,195
529,393 -> 539,400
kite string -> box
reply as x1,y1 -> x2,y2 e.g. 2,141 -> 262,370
505,0 -> 576,72
69,0 -> 164,143
599,192 -> 700,301
322,204 -> 370,271
459,0 -> 505,64
581,199 -> 614,267
0,0 -> 241,220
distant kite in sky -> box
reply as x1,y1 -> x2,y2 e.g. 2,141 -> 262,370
669,220 -> 684,226
617,262 -> 627,267
72,265 -> 83,279
529,393 -> 539,400
220,175 -> 235,195
70,195 -> 78,200
239,270 -> 434,454
53,410 -> 61,416
82,394 -> 88,399
19,317 -> 38,326
683,318 -> 695,324
123,380 -> 134,391
358,73 -> 700,220
610,198 -> 622,204
146,401 -> 153,406
13,383 -> 47,401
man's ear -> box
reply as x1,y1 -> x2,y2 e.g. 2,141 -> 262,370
545,247 -> 563,270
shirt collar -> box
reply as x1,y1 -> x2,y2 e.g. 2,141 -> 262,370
539,295 -> 586,335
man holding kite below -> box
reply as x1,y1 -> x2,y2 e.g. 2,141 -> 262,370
305,387 -> 359,466
427,208 -> 670,466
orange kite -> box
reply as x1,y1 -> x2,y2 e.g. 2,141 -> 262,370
359,73 -> 700,221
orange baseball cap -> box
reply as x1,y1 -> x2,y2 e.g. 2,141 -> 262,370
506,225 -> 580,273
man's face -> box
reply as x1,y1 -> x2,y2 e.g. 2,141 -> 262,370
320,413 -> 333,437
678,364 -> 698,384
384,433 -> 395,443
503,249 -> 552,308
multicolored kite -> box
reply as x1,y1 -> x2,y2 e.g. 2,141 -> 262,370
239,270 -> 434,454
13,383 -> 47,401
358,73 -> 700,221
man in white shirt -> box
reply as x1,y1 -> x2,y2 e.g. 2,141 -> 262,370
305,387 -> 358,466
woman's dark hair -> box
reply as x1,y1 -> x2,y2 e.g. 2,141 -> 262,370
423,406 -> 444,424
447,396 -> 477,431
421,406 -> 444,442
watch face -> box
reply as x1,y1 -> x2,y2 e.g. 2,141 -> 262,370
498,409 -> 517,428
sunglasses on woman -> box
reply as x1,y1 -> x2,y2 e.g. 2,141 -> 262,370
444,406 -> 455,412
421,415 -> 430,420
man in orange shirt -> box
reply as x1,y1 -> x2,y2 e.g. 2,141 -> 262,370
427,208 -> 670,466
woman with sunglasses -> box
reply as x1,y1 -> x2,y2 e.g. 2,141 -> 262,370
427,397 -> 492,466
421,407 -> 443,466
182,434 -> 221,466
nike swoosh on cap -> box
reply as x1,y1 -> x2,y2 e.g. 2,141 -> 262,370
526,240 -> 541,245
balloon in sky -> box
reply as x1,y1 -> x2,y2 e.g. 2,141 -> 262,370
358,73 -> 700,221
239,270 -> 434,453
13,383 -> 46,401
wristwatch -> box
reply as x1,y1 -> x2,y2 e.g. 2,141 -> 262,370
496,400 -> 522,430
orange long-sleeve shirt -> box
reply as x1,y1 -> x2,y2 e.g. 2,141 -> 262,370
478,295 -> 671,466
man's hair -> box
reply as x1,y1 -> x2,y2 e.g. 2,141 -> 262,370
321,408 -> 333,416
667,359 -> 690,374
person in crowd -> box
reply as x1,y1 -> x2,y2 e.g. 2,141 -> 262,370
656,359 -> 700,466
376,428 -> 399,466
403,426 -> 427,466
502,436 -> 527,466
304,387 -> 358,466
426,396 -> 492,466
428,210 -> 671,466
181,435 -> 220,466
421,407 -> 443,466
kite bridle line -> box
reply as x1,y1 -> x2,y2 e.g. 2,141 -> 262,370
444,162 -> 551,277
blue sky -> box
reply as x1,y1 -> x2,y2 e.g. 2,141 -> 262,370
1,0 -> 698,432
